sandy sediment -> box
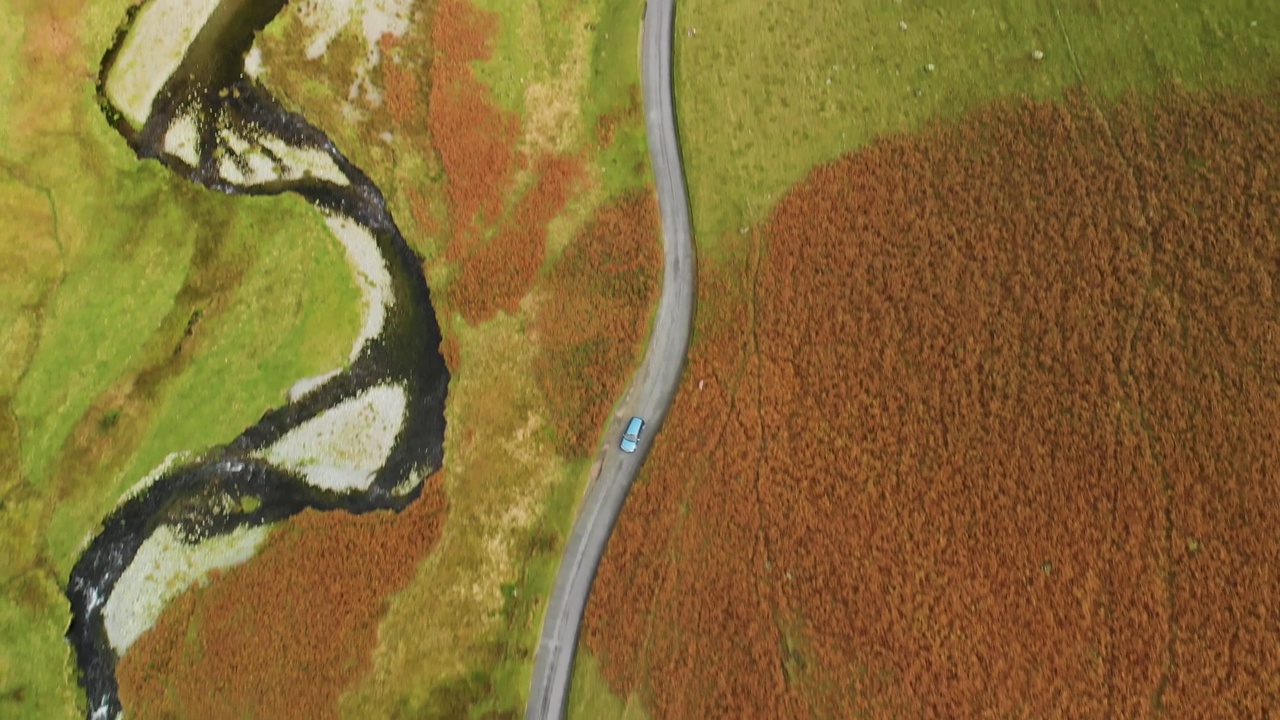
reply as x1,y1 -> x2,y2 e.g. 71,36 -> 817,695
162,110 -> 201,166
104,0 -> 223,126
258,134 -> 350,186
103,523 -> 271,654
293,0 -> 415,62
324,213 -> 393,361
288,0 -> 416,107
262,383 -> 407,492
212,120 -> 351,187
244,46 -> 264,78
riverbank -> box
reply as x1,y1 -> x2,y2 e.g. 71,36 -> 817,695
0,1 -> 364,717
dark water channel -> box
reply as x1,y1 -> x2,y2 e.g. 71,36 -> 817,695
68,2 -> 449,717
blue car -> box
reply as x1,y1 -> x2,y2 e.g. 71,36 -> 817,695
620,416 -> 645,453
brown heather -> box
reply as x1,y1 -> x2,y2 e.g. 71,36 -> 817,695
428,0 -> 517,251
450,153 -> 586,324
378,32 -> 420,128
585,86 -> 1280,718
532,191 -> 663,457
424,0 -> 586,324
116,473 -> 449,720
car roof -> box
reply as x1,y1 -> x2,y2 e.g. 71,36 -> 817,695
626,416 -> 644,433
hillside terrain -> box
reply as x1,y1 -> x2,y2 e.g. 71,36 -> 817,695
582,0 -> 1280,717
1,0 -> 661,717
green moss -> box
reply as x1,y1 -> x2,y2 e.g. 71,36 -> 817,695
467,0 -> 540,117
675,0 -> 1280,249
566,650 -> 650,720
586,0 -> 650,196
41,192 -> 360,576
12,165 -> 195,487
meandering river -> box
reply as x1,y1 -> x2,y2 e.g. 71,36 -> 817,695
67,2 -> 449,717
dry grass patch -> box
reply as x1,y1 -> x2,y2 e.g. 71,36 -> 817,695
340,311 -> 571,717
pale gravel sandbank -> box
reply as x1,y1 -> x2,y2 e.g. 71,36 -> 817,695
214,118 -> 351,188
104,0 -> 222,126
287,368 -> 343,402
259,134 -> 350,186
261,383 -> 407,492
103,523 -> 271,654
244,45 -> 264,78
293,0 -> 415,62
324,213 -> 393,361
163,109 -> 201,167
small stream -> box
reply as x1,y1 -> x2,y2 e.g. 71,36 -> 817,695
67,2 -> 449,718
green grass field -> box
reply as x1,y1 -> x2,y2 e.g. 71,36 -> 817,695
0,1 -> 360,716
674,0 -> 1280,253
568,650 -> 652,720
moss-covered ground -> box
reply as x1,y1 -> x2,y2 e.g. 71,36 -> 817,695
0,0 -> 360,716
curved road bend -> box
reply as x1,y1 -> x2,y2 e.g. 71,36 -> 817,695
525,0 -> 695,716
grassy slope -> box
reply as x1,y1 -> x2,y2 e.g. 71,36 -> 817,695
0,1 -> 360,717
675,0 -> 1280,252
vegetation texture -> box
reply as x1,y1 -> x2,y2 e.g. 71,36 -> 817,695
585,86 -> 1280,718
675,0 -> 1280,248
116,474 -> 449,719
107,0 -> 662,717
533,192 -> 663,457
0,1 -> 360,717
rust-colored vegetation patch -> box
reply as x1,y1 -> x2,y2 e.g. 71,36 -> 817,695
532,191 -> 663,457
429,0 -> 517,247
585,87 -> 1280,718
116,474 -> 449,720
379,33 -> 421,128
450,153 -> 586,323
425,0 -> 586,324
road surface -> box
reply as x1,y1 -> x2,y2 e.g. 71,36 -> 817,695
524,0 -> 695,716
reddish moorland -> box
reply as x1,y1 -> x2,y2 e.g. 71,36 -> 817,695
533,191 -> 663,457
426,0 -> 585,324
586,87 -> 1280,718
450,154 -> 586,322
117,474 -> 449,720
428,0 -> 517,249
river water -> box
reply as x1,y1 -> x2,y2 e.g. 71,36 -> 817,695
67,2 -> 449,717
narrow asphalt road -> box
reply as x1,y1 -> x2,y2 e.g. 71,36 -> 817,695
525,0 -> 695,716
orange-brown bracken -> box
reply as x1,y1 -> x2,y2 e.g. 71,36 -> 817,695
532,191 -> 663,457
449,153 -> 586,324
428,0 -> 517,254
117,473 -> 449,720
586,86 -> 1280,719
